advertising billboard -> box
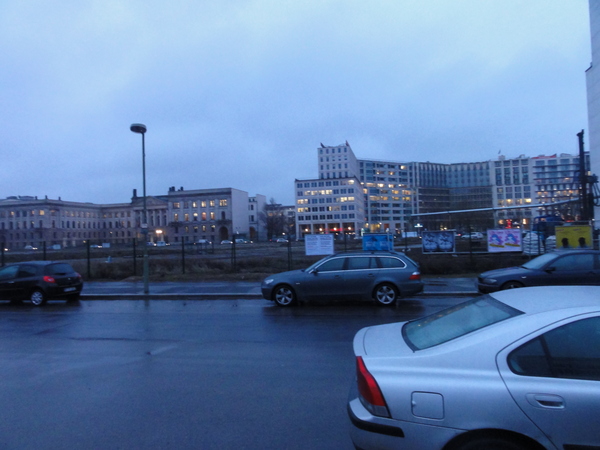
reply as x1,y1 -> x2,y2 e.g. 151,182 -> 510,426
422,231 -> 455,253
362,234 -> 394,252
487,229 -> 522,253
555,225 -> 593,249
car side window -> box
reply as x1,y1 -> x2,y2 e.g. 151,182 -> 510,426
316,258 -> 346,272
377,257 -> 406,269
508,317 -> 600,381
18,265 -> 37,278
0,266 -> 19,281
550,254 -> 594,271
346,257 -> 373,270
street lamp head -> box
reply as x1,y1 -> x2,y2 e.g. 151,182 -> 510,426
130,123 -> 147,134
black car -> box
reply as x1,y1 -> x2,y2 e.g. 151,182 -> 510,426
0,261 -> 83,306
477,249 -> 600,293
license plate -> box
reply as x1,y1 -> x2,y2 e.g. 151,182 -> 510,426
64,287 -> 76,292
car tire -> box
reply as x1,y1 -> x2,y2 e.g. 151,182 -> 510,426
374,283 -> 398,306
273,284 -> 297,306
30,289 -> 46,306
452,435 -> 533,450
501,281 -> 524,290
273,285 -> 296,307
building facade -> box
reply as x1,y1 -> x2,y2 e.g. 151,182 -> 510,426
295,143 -> 590,238
0,186 -> 265,250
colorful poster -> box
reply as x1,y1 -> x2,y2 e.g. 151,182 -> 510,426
422,231 -> 455,253
487,229 -> 522,253
555,226 -> 593,249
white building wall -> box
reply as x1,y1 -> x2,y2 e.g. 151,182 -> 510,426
587,0 -> 600,228
317,143 -> 359,180
230,188 -> 250,238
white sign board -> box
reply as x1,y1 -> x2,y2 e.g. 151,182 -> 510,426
305,234 -> 335,255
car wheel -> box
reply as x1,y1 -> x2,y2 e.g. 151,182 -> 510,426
501,281 -> 524,290
374,283 -> 398,306
30,289 -> 46,306
273,285 -> 296,307
453,435 -> 533,450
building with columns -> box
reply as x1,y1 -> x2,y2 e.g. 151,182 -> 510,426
0,186 -> 266,250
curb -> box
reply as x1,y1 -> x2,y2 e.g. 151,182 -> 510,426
80,291 -> 479,301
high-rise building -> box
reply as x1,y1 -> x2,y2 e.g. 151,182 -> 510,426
295,143 -> 589,238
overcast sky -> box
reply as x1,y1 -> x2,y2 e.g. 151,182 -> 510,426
1,0 -> 591,206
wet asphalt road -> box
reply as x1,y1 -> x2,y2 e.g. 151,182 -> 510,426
0,296 -> 469,450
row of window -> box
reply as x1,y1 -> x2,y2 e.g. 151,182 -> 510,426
173,212 -> 226,222
297,214 -> 356,221
171,200 -> 227,209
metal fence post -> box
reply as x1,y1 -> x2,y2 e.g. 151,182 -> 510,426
181,239 -> 186,274
132,238 -> 137,276
87,241 -> 91,279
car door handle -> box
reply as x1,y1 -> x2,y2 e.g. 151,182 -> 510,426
526,394 -> 565,409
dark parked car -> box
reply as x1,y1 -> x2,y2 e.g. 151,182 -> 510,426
261,251 -> 423,306
477,249 -> 600,293
0,261 -> 83,306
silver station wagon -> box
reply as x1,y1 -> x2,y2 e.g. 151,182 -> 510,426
261,251 -> 423,306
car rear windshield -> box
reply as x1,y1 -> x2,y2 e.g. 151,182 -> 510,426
402,296 -> 523,350
44,263 -> 75,275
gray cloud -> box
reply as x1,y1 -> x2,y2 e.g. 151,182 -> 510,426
0,0 -> 591,205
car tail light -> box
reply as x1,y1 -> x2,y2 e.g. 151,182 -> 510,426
356,356 -> 390,417
409,271 -> 421,281
43,276 -> 56,284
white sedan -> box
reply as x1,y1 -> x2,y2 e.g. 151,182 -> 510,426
348,286 -> 600,450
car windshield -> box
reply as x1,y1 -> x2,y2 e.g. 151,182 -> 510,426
521,252 -> 558,270
402,296 -> 523,350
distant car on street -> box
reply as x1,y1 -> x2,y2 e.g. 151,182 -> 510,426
220,240 -> 233,245
197,239 -> 212,245
461,232 -> 484,240
0,261 -> 83,306
349,286 -> 600,450
477,249 -> 600,293
275,238 -> 288,243
261,251 -> 423,306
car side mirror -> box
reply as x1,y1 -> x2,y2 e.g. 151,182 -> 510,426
545,266 -> 556,273
309,268 -> 318,275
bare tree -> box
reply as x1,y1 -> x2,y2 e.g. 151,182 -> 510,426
259,198 -> 290,240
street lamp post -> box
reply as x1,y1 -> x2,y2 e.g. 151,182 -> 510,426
130,123 -> 149,294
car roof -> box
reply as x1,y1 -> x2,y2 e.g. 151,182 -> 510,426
3,261 -> 74,269
490,286 -> 600,315
327,251 -> 407,257
543,249 -> 600,256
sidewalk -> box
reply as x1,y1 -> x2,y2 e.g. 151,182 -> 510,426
81,277 -> 478,300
